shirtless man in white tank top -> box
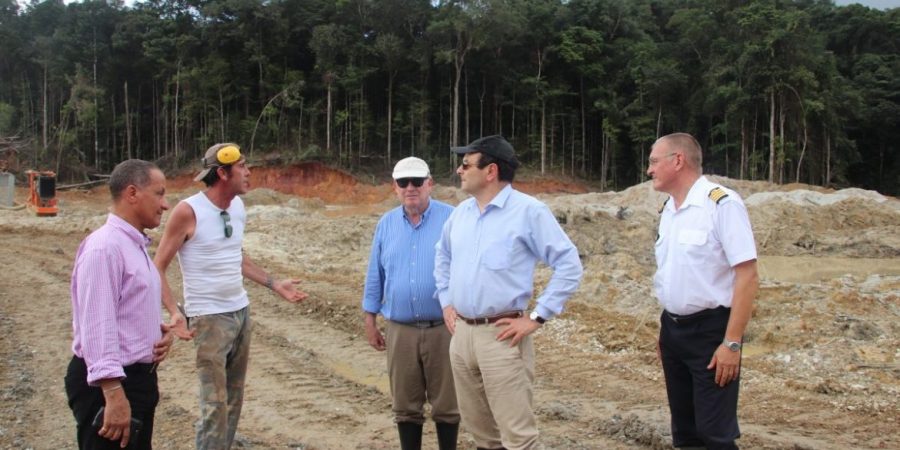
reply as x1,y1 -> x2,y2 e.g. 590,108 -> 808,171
154,143 -> 308,449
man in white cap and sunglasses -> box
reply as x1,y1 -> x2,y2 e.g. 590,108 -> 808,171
362,157 -> 459,449
154,143 -> 308,449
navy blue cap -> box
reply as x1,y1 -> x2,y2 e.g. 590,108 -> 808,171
451,135 -> 519,169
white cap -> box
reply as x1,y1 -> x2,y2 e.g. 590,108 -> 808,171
392,157 -> 430,179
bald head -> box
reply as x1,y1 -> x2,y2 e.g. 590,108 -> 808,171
657,132 -> 702,173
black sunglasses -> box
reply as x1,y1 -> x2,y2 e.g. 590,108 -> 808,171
461,161 -> 490,171
396,177 -> 426,188
220,210 -> 233,238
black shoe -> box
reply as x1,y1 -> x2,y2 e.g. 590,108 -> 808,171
397,422 -> 423,450
435,422 -> 459,450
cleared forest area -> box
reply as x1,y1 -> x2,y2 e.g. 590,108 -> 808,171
1,164 -> 897,449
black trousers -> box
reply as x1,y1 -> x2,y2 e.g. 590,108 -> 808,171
659,307 -> 740,450
64,356 -> 159,450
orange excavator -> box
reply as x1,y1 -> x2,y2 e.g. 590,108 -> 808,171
26,170 -> 58,216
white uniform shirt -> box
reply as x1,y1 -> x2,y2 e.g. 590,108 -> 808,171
653,176 -> 757,315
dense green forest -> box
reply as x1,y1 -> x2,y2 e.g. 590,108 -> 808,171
1,0 -> 898,193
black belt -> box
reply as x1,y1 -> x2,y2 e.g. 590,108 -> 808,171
73,356 -> 157,374
458,311 -> 523,325
395,319 -> 444,329
125,361 -> 158,374
665,306 -> 730,325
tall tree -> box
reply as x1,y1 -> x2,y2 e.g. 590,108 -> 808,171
310,23 -> 351,154
374,33 -> 405,166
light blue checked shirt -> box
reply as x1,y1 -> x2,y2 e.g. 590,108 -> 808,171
362,199 -> 454,323
434,184 -> 583,320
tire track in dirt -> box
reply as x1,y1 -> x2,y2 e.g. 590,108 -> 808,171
150,261 -> 404,449
237,313 -> 395,449
238,255 -> 645,449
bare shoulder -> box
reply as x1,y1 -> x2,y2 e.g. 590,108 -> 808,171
164,201 -> 197,241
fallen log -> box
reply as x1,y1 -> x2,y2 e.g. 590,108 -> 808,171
57,179 -> 108,191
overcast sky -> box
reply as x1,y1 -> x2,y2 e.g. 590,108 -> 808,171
834,0 -> 900,8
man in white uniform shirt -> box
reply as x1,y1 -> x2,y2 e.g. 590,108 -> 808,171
647,133 -> 759,450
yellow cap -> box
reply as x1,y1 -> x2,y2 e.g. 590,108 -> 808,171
216,145 -> 241,165
195,143 -> 242,182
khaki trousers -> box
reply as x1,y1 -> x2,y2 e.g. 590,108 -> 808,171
449,320 -> 537,450
386,321 -> 460,424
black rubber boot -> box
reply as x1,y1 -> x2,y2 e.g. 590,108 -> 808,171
435,422 -> 459,450
397,422 -> 423,450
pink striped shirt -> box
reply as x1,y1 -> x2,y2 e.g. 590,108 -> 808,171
70,214 -> 162,385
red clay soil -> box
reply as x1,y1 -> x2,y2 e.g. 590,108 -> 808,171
167,161 -> 591,205
168,161 -> 394,205
513,178 -> 590,195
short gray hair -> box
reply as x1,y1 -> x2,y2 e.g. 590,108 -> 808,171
659,132 -> 703,170
109,159 -> 159,200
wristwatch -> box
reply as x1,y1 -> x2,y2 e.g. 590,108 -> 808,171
529,311 -> 546,325
723,339 -> 742,352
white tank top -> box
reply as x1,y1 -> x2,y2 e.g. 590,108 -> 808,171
177,192 -> 249,316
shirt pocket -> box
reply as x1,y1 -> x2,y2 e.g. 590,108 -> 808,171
481,238 -> 512,270
677,229 -> 709,265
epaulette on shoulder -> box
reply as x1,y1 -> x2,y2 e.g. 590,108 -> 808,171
658,198 -> 668,214
708,187 -> 729,204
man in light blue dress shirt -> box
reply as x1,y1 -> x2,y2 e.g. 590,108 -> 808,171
434,135 -> 583,450
362,157 -> 459,450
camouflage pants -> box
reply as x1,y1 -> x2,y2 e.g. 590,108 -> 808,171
191,306 -> 252,450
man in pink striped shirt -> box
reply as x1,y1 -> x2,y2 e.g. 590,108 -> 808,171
65,159 -> 177,450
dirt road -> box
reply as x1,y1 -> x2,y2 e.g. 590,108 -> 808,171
1,168 -> 898,449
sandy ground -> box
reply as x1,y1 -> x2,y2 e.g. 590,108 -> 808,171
0,165 -> 898,449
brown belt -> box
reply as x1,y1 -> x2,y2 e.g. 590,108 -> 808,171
457,311 -> 523,325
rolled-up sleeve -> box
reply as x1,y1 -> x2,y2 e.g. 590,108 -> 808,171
75,247 -> 126,385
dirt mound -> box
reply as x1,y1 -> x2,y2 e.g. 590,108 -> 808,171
546,177 -> 899,260
169,162 -> 395,205
745,187 -> 900,257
